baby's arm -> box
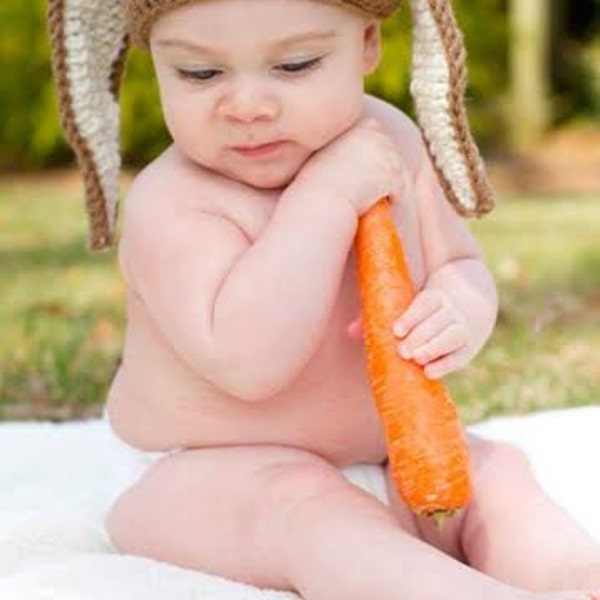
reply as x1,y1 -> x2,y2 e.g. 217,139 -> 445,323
394,141 -> 498,379
120,169 -> 357,401
121,118 -> 401,401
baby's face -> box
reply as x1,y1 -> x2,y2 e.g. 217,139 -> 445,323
149,0 -> 380,189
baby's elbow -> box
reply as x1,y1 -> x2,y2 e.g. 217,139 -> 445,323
226,380 -> 282,403
191,325 -> 301,402
214,373 -> 287,403
206,352 -> 290,403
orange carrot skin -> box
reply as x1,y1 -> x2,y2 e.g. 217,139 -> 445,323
355,198 -> 473,517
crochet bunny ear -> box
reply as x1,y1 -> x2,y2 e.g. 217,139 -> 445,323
409,0 -> 494,217
48,0 -> 129,250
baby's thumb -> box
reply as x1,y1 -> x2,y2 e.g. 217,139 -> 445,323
389,170 -> 408,205
347,315 -> 363,341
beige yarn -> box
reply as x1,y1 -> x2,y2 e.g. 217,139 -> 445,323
48,0 -> 495,251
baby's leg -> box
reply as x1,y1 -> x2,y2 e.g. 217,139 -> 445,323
107,444 -> 545,600
422,434 -> 600,592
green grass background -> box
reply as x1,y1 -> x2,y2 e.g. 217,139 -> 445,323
0,174 -> 598,423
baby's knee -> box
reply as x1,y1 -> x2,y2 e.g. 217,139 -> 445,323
259,452 -> 403,553
257,451 -> 350,521
469,434 -> 535,490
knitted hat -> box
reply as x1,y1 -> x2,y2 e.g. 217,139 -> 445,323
48,0 -> 495,251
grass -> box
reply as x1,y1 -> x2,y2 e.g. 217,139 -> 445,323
0,173 -> 598,423
456,197 -> 600,421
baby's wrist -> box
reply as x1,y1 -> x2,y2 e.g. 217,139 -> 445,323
289,176 -> 359,220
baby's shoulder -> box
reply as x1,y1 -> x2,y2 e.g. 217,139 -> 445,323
123,147 -> 213,220
117,148 -> 256,283
121,146 -> 274,245
362,94 -> 424,176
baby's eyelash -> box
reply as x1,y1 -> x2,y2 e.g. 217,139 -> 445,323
275,57 -> 323,73
176,68 -> 221,81
176,57 -> 323,82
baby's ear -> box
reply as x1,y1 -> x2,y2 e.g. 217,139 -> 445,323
363,20 -> 382,74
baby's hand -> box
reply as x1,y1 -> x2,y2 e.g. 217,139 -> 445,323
393,289 -> 472,379
293,117 -> 406,216
347,288 -> 473,379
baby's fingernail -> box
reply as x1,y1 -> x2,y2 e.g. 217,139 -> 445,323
425,367 -> 440,379
413,349 -> 428,364
393,323 -> 406,337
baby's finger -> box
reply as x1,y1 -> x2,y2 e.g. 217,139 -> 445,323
424,347 -> 471,379
398,309 -> 453,359
393,289 -> 445,338
410,323 -> 468,366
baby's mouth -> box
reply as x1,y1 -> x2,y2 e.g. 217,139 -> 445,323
231,141 -> 288,158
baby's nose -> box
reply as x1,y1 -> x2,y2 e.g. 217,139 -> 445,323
218,78 -> 280,123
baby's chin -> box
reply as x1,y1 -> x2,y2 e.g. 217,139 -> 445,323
216,161 -> 305,192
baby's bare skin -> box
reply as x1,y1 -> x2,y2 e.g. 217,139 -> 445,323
105,1 -> 600,597
106,97 -> 421,463
105,97 -> 600,599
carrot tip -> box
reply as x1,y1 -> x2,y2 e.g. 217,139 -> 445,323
426,509 -> 460,529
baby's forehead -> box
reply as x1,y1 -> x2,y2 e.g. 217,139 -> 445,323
146,0 -> 374,57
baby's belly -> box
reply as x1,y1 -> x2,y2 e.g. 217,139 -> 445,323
106,314 -> 388,467
106,371 -> 387,467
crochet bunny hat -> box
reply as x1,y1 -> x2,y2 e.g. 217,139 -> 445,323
48,0 -> 494,250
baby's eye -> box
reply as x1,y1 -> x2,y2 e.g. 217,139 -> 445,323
176,68 -> 221,81
275,57 -> 322,74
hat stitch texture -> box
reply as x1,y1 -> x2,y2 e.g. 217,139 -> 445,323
49,0 -> 129,250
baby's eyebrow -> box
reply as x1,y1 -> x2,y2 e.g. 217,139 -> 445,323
269,29 -> 338,48
155,29 -> 337,57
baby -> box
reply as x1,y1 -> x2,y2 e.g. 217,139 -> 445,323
48,0 -> 600,598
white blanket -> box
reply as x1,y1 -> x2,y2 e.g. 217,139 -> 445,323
0,407 -> 598,599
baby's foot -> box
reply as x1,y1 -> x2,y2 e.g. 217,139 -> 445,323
556,561 -> 600,597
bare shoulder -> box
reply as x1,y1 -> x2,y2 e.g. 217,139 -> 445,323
123,147 -> 215,225
118,148 -> 254,287
123,147 -> 275,244
362,93 -> 424,176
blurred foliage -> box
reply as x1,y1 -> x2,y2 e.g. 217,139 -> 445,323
120,51 -> 172,165
0,0 -> 69,168
0,0 -> 597,169
552,0 -> 600,122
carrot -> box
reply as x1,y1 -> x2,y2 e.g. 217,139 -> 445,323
354,197 -> 473,521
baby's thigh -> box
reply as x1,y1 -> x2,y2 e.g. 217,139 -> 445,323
107,444 -> 366,589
